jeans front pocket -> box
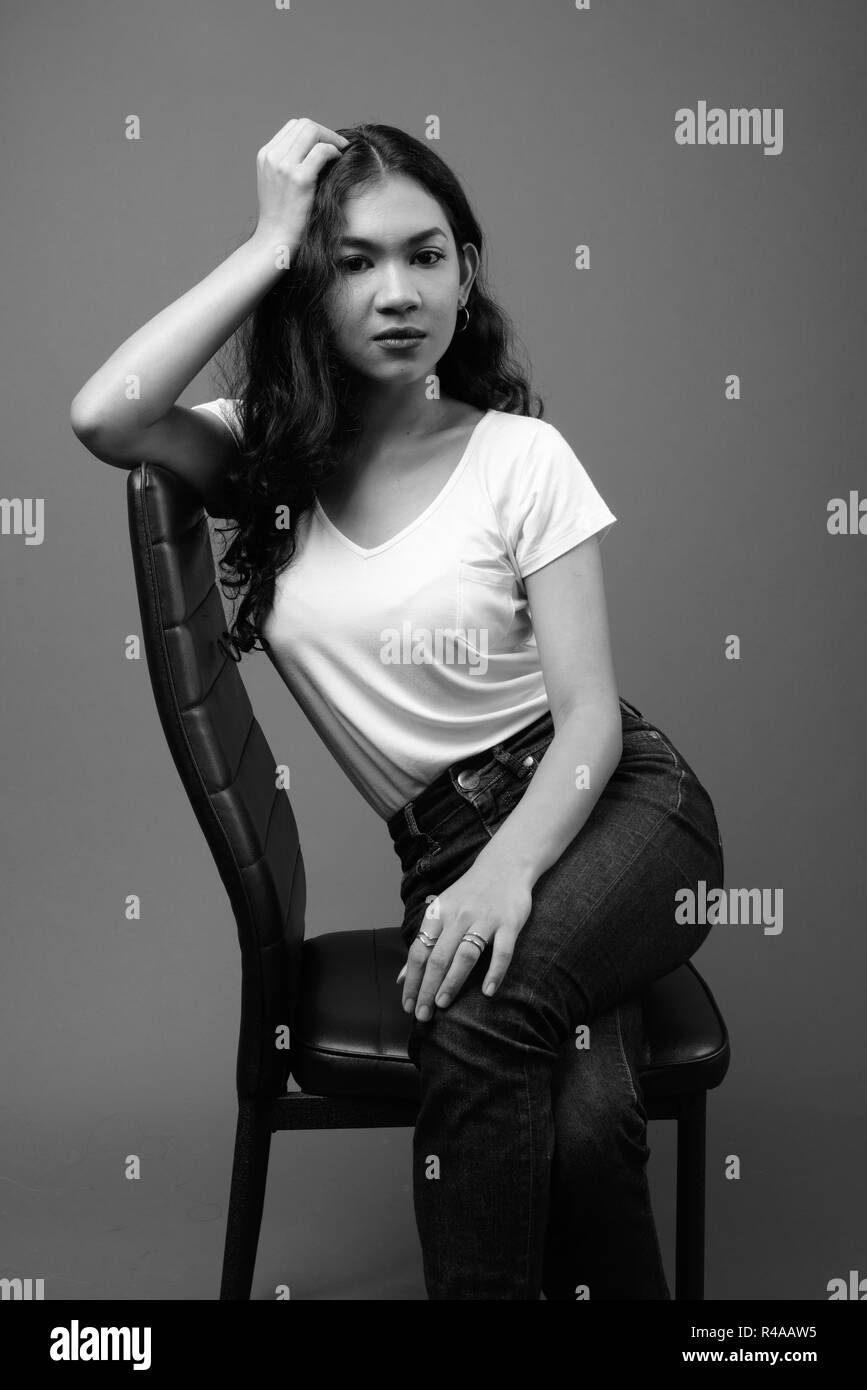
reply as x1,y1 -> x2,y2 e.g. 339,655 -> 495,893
478,763 -> 539,836
403,817 -> 443,878
455,560 -> 517,653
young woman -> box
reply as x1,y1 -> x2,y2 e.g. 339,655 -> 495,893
71,117 -> 724,1301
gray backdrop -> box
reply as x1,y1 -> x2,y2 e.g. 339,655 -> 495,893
2,0 -> 865,1300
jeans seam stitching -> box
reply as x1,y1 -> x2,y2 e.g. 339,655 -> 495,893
653,731 -> 684,783
614,1004 -> 640,1104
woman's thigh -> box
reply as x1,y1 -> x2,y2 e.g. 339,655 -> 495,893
510,728 -> 720,1031
403,714 -> 723,1048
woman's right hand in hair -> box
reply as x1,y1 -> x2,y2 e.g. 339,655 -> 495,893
253,117 -> 348,253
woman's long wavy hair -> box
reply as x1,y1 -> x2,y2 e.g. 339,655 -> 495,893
212,122 -> 543,655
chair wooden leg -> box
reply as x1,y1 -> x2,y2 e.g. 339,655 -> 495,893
219,1099 -> 272,1300
674,1091 -> 707,1300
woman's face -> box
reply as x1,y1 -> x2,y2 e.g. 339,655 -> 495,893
324,174 -> 478,388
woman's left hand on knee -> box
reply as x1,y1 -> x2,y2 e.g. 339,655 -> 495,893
399,865 -> 533,1022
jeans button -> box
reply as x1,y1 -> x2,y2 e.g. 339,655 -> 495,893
457,768 -> 481,790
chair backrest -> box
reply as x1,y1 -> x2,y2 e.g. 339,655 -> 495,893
127,462 -> 306,1102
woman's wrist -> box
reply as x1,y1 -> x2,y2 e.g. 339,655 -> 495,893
248,223 -> 301,270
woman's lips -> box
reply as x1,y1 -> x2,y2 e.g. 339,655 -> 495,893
373,335 -> 426,349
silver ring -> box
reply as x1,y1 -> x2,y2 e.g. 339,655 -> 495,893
460,931 -> 487,954
416,928 -> 439,948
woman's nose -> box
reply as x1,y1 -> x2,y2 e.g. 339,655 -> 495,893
374,269 -> 421,308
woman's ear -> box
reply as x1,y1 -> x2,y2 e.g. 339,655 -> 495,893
459,241 -> 480,302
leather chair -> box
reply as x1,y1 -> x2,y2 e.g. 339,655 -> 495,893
127,461 -> 731,1301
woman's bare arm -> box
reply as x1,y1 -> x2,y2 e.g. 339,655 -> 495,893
69,235 -> 288,512
70,117 -> 348,512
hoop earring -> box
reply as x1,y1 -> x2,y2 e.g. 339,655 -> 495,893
455,304 -> 470,333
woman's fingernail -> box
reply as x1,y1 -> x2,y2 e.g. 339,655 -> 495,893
416,1005 -> 432,1021
435,994 -> 450,1008
403,998 -> 415,1013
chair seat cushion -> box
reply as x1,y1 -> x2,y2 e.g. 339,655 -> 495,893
289,929 -> 729,1103
291,929 -> 418,1100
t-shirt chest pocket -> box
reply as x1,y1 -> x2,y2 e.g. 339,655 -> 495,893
455,559 -> 517,653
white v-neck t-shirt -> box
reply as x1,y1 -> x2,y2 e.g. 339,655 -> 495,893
192,400 -> 617,820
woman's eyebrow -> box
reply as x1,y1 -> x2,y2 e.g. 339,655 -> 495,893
338,226 -> 448,249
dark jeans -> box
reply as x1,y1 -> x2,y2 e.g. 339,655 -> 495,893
386,697 -> 724,1300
